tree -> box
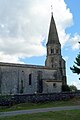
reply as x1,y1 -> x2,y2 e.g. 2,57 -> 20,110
70,52 -> 80,79
62,85 -> 70,92
69,85 -> 77,92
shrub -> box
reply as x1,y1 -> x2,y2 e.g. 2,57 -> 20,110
62,85 -> 70,92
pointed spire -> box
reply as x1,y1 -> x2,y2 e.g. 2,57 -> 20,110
47,13 -> 60,45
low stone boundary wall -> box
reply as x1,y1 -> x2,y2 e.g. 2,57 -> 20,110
0,92 -> 80,106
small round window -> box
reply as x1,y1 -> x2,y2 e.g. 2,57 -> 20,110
53,83 -> 56,87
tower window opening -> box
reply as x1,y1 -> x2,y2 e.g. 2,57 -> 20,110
52,64 -> 53,68
51,48 -> 54,54
56,49 -> 58,53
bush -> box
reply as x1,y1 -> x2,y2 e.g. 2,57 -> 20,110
69,85 -> 77,92
62,85 -> 70,92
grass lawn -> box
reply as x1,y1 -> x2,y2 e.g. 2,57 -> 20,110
0,110 -> 80,120
0,97 -> 80,112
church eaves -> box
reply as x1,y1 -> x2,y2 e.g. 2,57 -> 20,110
47,14 -> 60,45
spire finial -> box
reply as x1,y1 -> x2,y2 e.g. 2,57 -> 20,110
51,5 -> 53,15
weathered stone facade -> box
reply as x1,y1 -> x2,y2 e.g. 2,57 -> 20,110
0,14 -> 67,95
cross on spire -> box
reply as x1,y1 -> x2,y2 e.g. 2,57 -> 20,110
51,5 -> 53,15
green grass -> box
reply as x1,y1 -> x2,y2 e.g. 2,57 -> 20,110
0,110 -> 80,120
0,97 -> 80,112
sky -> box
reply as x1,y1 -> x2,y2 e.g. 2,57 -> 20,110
0,0 -> 80,89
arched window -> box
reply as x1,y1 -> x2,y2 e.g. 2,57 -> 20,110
51,48 -> 54,54
29,74 -> 32,85
20,80 -> 24,93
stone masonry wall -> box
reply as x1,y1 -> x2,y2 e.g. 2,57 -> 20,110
0,62 -> 62,95
0,92 -> 80,106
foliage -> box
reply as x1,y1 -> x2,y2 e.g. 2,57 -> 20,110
62,85 -> 70,92
70,52 -> 80,80
70,53 -> 80,74
69,85 -> 77,92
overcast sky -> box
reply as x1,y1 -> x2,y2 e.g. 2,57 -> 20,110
0,0 -> 80,88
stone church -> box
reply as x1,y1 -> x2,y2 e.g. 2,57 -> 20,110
0,13 -> 67,95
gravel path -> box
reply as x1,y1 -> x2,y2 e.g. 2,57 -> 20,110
0,105 -> 80,117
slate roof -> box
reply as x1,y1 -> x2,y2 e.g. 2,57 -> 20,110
47,14 -> 60,45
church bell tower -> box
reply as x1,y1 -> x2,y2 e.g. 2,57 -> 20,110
45,13 -> 61,69
45,13 -> 67,85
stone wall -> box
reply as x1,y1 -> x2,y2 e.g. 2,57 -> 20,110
0,63 -> 62,95
0,92 -> 80,106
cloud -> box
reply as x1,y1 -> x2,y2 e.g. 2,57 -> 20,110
70,34 -> 80,50
63,56 -> 69,61
69,79 -> 80,89
0,52 -> 23,63
0,0 -> 73,63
